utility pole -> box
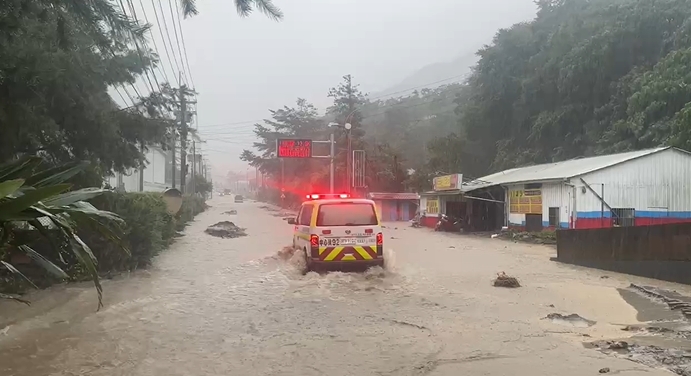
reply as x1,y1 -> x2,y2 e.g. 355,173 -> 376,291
330,132 -> 335,193
179,84 -> 188,194
192,139 -> 196,195
139,142 -> 145,192
171,126 -> 176,189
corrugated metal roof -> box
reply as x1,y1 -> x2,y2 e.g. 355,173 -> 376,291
465,147 -> 673,189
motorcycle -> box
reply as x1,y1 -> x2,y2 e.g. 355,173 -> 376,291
434,214 -> 464,232
410,213 -> 422,228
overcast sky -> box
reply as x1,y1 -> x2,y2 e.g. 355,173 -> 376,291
126,0 -> 537,183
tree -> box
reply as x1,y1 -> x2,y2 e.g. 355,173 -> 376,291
180,0 -> 283,19
240,99 -> 327,204
449,0 -> 691,176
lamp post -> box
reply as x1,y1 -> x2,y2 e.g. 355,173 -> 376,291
327,120 -> 352,193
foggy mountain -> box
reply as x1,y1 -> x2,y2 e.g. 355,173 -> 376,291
372,52 -> 478,99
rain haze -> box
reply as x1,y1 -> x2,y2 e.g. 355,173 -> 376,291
177,0 -> 537,180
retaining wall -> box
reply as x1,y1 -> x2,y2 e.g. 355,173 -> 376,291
555,223 -> 691,284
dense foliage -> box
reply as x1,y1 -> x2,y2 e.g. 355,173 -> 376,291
0,157 -> 127,306
458,0 -> 691,174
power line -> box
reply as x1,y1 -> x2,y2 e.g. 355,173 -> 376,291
155,0 -> 181,86
174,0 -> 195,89
120,0 -> 157,95
195,74 -> 467,131
167,0 -> 188,84
138,0 -> 171,85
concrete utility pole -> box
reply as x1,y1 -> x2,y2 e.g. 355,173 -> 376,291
171,125 -> 176,189
192,139 -> 196,195
180,85 -> 188,193
139,142 -> 145,192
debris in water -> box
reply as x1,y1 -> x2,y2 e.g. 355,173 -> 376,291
493,272 -> 521,288
204,221 -> 247,238
598,367 -> 610,373
544,313 -> 596,327
276,246 -> 296,260
607,341 -> 629,350
223,209 -> 237,215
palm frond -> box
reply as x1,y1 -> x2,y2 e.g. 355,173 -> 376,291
251,0 -> 283,21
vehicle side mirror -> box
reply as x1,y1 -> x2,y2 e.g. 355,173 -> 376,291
286,218 -> 296,225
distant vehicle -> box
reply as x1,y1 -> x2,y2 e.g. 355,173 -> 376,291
287,193 -> 384,272
223,189 -> 232,196
234,195 -> 244,203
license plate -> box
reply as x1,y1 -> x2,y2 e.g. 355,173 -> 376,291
340,238 -> 356,245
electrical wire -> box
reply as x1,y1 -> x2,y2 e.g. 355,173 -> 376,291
195,74 -> 466,131
155,0 -> 182,86
120,0 -> 158,95
168,0 -> 188,85
174,0 -> 195,89
138,0 -> 171,85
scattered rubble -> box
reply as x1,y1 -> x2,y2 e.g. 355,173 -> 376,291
588,340 -> 691,376
223,209 -> 237,215
204,221 -> 247,238
544,313 -> 596,327
492,272 -> 521,288
630,284 -> 691,319
494,230 -> 556,245
598,367 -> 610,373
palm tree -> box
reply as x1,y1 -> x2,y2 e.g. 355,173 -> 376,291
180,0 -> 283,19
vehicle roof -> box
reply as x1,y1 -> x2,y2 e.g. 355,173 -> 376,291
302,198 -> 375,206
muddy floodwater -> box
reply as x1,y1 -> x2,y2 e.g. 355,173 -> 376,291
2,198 -> 691,375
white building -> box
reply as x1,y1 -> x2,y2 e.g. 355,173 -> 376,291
106,146 -> 168,192
466,147 -> 691,231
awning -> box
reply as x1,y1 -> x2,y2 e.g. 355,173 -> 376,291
368,192 -> 420,200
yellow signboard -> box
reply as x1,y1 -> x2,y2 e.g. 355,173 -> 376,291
426,199 -> 439,215
432,174 -> 462,191
509,189 -> 542,214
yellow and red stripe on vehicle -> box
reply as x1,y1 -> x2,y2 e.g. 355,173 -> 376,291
318,245 -> 378,261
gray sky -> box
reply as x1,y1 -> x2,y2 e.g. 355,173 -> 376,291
126,0 -> 537,183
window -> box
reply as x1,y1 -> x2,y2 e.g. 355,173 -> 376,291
316,203 -> 378,226
612,208 -> 635,227
298,204 -> 313,226
548,207 -> 560,227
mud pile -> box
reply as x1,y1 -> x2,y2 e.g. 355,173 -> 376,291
493,272 -> 521,288
204,221 -> 247,238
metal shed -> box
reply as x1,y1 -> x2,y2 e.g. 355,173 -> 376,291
464,147 -> 691,231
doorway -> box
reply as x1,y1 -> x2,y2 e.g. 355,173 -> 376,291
525,213 -> 543,232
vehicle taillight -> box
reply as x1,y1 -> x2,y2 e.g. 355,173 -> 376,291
310,234 -> 319,247
376,232 -> 383,245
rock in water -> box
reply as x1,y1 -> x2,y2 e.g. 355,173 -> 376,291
493,271 -> 521,288
205,221 -> 247,238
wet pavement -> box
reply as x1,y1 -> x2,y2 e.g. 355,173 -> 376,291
2,197 -> 691,375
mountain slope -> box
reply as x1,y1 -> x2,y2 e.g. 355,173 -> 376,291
373,53 -> 478,99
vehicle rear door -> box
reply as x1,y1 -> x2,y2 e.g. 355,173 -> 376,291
295,203 -> 313,249
315,202 -> 380,262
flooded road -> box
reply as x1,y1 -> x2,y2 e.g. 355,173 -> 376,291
1,197 -> 689,375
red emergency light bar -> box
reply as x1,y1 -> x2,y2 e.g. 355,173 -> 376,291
305,193 -> 350,200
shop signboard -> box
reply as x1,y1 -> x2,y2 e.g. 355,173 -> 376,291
433,174 -> 462,191
426,199 -> 440,215
509,189 -> 542,214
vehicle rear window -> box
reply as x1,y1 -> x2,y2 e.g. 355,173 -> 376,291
316,203 -> 378,226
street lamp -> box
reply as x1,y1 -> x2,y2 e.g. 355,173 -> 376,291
328,121 -> 353,193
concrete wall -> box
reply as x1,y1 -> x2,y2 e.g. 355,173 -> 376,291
556,223 -> 691,284
572,148 -> 691,228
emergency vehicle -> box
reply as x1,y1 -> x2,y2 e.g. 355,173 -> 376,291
288,193 -> 384,271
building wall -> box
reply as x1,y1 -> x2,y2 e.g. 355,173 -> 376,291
105,147 -> 168,192
507,182 -> 570,230
573,148 -> 691,228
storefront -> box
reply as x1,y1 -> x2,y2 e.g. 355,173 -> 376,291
419,174 -> 464,227
368,192 -> 420,222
